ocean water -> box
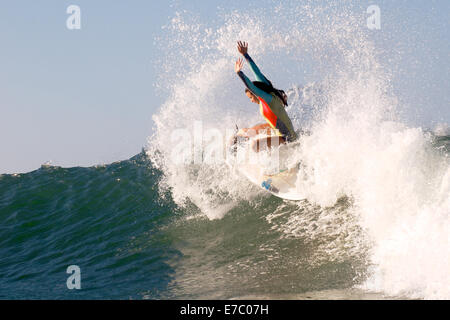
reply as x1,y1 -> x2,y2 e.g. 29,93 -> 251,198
0,135 -> 448,299
1,1 -> 449,299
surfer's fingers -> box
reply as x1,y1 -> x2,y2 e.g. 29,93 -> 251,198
235,58 -> 243,72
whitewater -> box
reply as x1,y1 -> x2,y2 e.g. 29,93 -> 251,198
147,2 -> 449,299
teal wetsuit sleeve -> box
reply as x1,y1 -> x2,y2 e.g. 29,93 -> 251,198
244,53 -> 271,86
237,71 -> 273,102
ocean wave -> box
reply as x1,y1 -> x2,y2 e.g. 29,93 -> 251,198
147,1 -> 449,299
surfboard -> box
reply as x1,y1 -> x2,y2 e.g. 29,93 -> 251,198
226,136 -> 305,201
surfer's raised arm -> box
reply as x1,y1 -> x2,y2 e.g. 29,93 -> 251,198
234,58 -> 273,103
237,41 -> 272,86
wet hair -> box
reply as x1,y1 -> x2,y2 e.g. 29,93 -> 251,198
245,81 -> 288,106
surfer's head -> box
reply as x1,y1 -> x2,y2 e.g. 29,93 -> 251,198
245,89 -> 259,104
246,81 -> 289,107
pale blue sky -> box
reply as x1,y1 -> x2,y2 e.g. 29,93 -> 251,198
1,0 -> 448,173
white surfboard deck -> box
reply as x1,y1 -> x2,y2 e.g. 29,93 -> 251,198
226,136 -> 305,201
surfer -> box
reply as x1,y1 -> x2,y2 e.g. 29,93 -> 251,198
234,41 -> 297,152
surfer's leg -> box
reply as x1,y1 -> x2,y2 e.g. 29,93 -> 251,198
249,123 -> 272,135
235,124 -> 270,136
251,136 -> 285,152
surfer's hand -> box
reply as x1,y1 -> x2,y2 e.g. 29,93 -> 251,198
237,41 -> 248,55
234,58 -> 244,73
